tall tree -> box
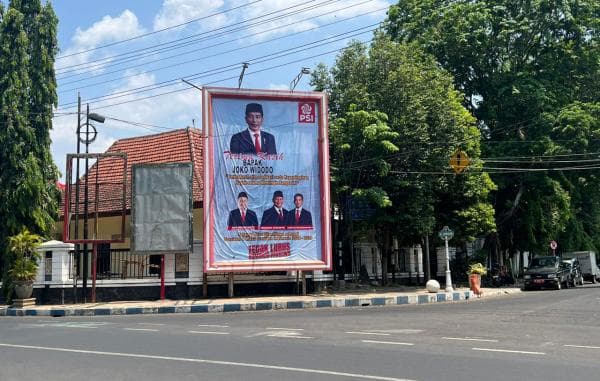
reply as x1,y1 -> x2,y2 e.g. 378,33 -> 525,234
0,0 -> 59,284
313,37 -> 496,267
384,0 -> 600,257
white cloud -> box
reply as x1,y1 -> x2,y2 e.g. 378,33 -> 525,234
154,0 -> 227,31
268,83 -> 289,90
52,71 -> 202,181
57,10 -> 145,73
229,0 -> 391,41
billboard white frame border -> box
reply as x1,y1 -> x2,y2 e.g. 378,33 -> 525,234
202,86 -> 332,273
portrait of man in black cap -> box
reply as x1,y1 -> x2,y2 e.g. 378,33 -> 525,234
229,103 -> 277,155
227,192 -> 258,229
260,190 -> 287,228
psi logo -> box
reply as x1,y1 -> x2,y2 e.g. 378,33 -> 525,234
298,102 -> 316,123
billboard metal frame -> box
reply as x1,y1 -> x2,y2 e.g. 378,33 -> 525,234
202,86 -> 332,273
130,163 -> 194,255
63,152 -> 127,244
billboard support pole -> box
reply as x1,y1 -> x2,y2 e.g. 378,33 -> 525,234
228,272 -> 234,298
203,272 -> 208,298
91,244 -> 97,303
160,255 -> 165,300
301,271 -> 307,296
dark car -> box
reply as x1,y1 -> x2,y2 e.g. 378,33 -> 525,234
562,258 -> 584,287
523,256 -> 569,290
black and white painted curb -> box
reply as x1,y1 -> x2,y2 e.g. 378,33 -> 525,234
0,291 -> 479,317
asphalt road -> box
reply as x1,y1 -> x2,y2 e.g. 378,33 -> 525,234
1,285 -> 599,381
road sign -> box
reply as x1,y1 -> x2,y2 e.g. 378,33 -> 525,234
550,240 -> 557,250
438,226 -> 454,241
449,149 -> 470,174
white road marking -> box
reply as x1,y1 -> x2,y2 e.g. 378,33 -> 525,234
264,331 -> 313,339
266,327 -> 304,331
188,331 -> 230,335
267,334 -> 314,339
442,337 -> 499,342
123,328 -> 159,332
368,329 -> 424,334
137,323 -> 165,326
197,324 -> 229,328
564,344 -> 600,349
362,340 -> 414,346
0,343 -> 417,381
346,332 -> 391,336
26,322 -> 109,329
472,347 -> 545,355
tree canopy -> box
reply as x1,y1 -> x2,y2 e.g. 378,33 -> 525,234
313,36 -> 496,252
0,0 -> 59,281
384,0 -> 600,256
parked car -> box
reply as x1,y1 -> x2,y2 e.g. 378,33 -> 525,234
523,256 -> 569,290
562,258 -> 584,287
564,251 -> 600,283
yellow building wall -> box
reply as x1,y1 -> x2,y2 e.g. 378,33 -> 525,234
56,207 -> 204,248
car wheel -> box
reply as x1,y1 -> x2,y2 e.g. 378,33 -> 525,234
593,277 -> 598,284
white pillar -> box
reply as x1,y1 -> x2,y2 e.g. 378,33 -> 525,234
416,244 -> 424,278
36,240 -> 74,284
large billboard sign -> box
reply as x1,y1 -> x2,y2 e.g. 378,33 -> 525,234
203,87 -> 331,272
131,163 -> 193,254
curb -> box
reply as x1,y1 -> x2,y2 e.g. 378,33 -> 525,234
0,290 -> 481,317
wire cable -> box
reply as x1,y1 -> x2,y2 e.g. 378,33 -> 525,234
56,0 -> 265,60
55,0 -> 340,73
57,2 -> 383,92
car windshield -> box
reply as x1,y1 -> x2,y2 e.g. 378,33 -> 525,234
530,257 -> 557,268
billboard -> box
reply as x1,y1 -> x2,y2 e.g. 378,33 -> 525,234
203,87 -> 331,272
131,163 -> 193,254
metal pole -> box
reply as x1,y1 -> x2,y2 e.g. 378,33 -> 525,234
82,104 -> 90,302
91,244 -> 97,303
160,255 -> 166,300
301,271 -> 307,296
444,238 -> 453,292
73,93 -> 81,303
228,272 -> 234,298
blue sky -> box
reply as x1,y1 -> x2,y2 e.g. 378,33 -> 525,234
49,0 -> 392,178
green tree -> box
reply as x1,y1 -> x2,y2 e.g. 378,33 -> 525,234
384,0 -> 600,257
0,0 -> 59,288
313,37 -> 496,278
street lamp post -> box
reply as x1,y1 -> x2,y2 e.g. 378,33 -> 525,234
438,226 -> 454,292
75,99 -> 104,303
290,67 -> 310,91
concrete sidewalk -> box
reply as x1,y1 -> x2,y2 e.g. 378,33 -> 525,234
0,286 -> 522,317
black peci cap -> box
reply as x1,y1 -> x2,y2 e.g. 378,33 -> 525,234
272,190 -> 283,199
238,191 -> 248,199
245,103 -> 263,116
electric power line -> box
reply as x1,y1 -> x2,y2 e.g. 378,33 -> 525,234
56,0 -> 265,60
56,0 -> 341,74
57,26 -> 377,109
58,2 -> 384,93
